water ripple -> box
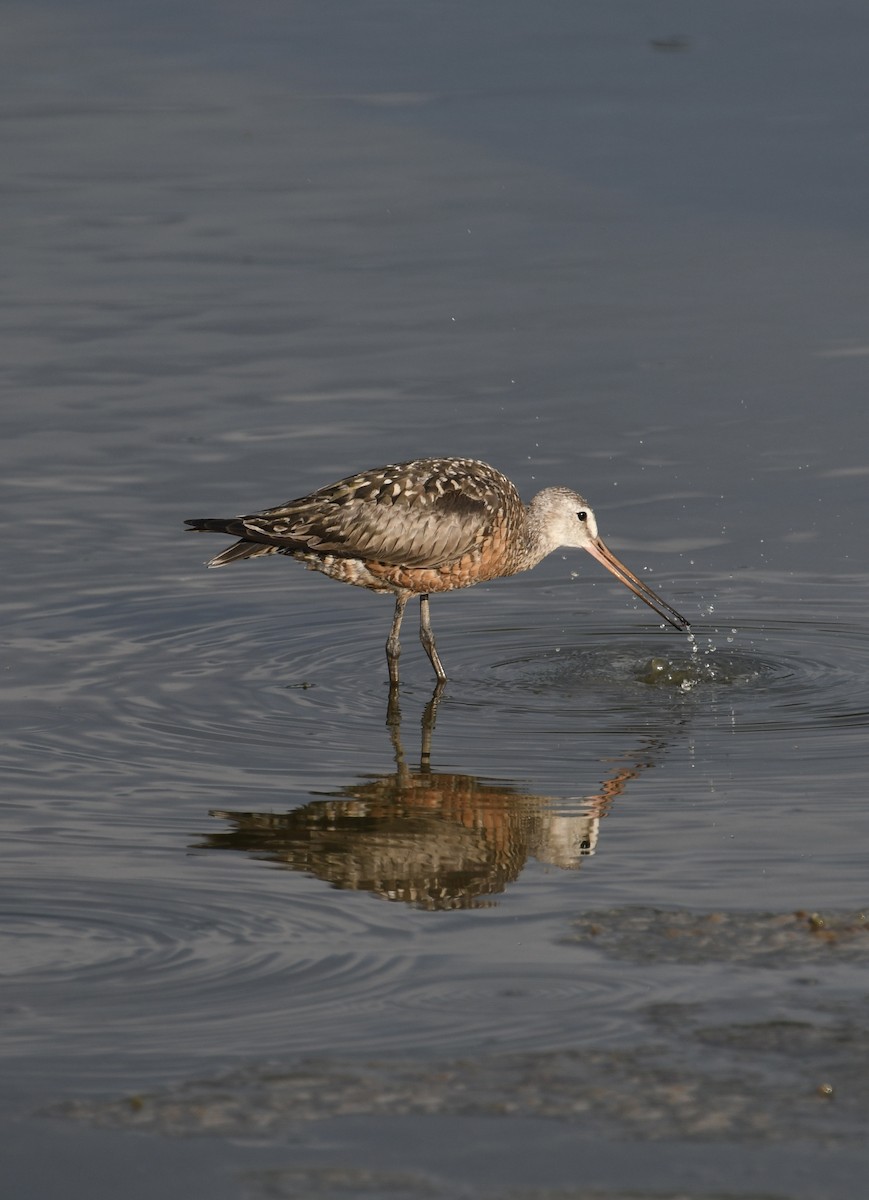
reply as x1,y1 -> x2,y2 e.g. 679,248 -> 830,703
5,577 -> 868,804
0,871 -> 651,1087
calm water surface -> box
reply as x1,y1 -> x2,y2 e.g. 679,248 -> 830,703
3,3 -> 869,1198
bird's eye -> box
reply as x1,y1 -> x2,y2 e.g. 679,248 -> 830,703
577,511 -> 588,522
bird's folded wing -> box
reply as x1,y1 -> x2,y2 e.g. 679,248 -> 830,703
241,464 -> 508,568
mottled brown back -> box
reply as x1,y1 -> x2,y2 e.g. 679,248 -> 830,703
186,458 -> 525,570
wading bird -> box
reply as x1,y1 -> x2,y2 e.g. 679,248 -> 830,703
186,457 -> 689,684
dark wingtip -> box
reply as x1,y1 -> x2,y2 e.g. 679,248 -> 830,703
185,518 -> 228,532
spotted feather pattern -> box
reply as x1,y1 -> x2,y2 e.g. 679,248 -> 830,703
186,458 -> 527,578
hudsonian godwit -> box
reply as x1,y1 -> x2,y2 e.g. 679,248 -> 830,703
186,457 -> 690,684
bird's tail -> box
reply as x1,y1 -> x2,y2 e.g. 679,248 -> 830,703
184,517 -> 281,568
184,518 -> 239,535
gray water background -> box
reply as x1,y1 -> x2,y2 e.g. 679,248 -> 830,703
3,2 -> 869,1197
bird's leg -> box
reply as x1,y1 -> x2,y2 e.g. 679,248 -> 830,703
420,680 -> 445,771
386,593 -> 409,686
386,692 -> 412,785
418,593 -> 447,682
386,686 -> 401,730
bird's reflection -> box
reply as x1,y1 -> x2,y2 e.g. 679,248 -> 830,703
200,689 -> 666,910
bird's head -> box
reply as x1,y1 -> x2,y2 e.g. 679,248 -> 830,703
531,487 -> 690,632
